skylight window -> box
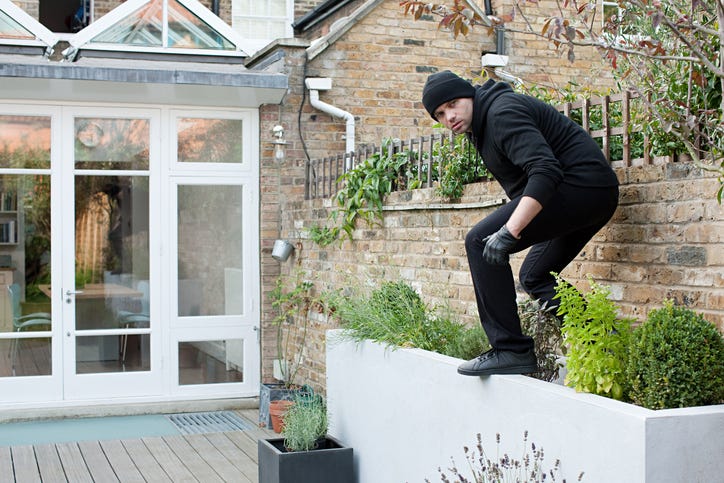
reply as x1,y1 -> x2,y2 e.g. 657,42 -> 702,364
0,9 -> 34,40
65,0 -> 248,59
91,0 -> 234,50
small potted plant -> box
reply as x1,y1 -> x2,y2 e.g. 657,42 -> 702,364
259,272 -> 318,429
258,391 -> 354,483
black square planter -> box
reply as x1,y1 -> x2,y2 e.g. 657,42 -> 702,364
258,436 -> 355,483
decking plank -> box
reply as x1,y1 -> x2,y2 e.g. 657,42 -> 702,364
121,439 -> 172,482
0,446 -> 14,482
55,442 -> 93,483
184,433 -> 252,483
206,432 -> 259,482
34,444 -> 67,483
204,432 -> 258,483
99,440 -> 145,483
10,445 -> 40,483
139,436 -> 196,482
224,430 -> 261,464
77,440 -> 119,482
162,435 -> 224,483
5,410 -> 268,482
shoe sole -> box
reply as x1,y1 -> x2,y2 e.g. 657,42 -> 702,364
457,364 -> 538,376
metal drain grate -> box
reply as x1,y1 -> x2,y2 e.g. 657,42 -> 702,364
166,411 -> 252,435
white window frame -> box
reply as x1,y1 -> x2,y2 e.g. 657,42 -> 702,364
231,0 -> 294,54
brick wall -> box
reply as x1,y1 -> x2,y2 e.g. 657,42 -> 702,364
275,162 -> 722,393
480,0 -> 617,92
11,1 -> 37,18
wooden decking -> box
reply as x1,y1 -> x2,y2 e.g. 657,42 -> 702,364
0,409 -> 276,482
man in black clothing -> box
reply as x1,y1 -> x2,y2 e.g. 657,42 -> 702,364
422,71 -> 619,376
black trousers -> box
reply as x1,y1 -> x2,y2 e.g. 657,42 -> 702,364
465,183 -> 619,352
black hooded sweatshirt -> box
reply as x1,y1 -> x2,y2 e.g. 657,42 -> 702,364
468,80 -> 619,207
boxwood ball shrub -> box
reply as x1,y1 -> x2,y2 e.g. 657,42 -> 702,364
627,302 -> 724,409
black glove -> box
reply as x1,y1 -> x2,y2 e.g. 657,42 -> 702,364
482,225 -> 518,265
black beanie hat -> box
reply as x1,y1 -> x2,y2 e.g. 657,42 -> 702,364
422,70 -> 476,119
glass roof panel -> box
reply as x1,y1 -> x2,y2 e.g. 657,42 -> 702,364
0,9 -> 34,40
89,0 -> 235,50
91,2 -> 162,46
167,0 -> 234,49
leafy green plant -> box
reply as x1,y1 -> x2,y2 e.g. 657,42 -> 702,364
282,391 -> 328,452
429,431 -> 584,482
307,224 -> 339,247
328,280 -> 487,359
554,276 -> 633,400
518,298 -> 564,383
434,133 -> 491,202
308,138 -> 416,246
627,301 -> 724,409
270,271 -> 318,388
308,135 -> 493,245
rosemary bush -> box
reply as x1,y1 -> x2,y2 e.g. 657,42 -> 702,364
328,280 -> 487,360
282,392 -> 328,452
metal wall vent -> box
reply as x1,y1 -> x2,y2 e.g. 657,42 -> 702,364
166,411 -> 252,435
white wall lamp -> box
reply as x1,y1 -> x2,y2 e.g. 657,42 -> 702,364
272,239 -> 295,262
272,125 -> 287,162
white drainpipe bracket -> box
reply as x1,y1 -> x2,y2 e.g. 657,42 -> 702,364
305,77 -> 355,156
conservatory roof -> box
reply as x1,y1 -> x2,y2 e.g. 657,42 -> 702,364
63,0 -> 250,61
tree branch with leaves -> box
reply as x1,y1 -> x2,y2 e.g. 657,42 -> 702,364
401,0 -> 724,200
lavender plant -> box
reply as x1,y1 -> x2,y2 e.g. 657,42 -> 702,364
429,432 -> 584,482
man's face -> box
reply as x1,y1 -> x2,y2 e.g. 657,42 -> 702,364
432,98 -> 474,134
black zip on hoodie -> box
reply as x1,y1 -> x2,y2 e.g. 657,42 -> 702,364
468,80 -> 619,207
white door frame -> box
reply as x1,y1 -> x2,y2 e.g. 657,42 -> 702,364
0,101 -> 261,407
60,106 -> 163,400
164,108 -> 260,399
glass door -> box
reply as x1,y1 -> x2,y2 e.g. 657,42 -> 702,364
0,108 -> 61,403
61,109 -> 162,399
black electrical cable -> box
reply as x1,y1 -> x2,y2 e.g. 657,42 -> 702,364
298,51 -> 311,163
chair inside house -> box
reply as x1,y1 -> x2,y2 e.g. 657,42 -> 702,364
8,283 -> 52,376
116,280 -> 149,364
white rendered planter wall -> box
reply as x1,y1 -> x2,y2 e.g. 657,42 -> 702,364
325,330 -> 724,483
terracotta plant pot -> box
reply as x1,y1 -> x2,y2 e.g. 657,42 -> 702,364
269,399 -> 294,433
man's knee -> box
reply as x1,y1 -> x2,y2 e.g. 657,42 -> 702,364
519,269 -> 551,298
465,228 -> 481,253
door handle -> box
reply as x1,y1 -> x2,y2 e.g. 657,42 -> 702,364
65,289 -> 84,304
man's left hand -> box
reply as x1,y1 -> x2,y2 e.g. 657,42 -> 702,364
482,225 -> 518,265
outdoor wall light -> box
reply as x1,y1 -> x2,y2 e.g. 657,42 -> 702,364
272,239 -> 295,262
272,125 -> 287,162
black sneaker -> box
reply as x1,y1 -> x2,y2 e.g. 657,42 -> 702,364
457,348 -> 537,376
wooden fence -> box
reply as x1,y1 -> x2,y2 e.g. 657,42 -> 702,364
305,91 -> 661,200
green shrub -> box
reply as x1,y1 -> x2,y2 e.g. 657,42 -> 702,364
627,302 -> 724,409
282,392 -> 328,452
554,276 -> 633,400
329,280 -> 488,359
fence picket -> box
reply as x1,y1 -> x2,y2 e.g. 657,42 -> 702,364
304,91 -> 651,200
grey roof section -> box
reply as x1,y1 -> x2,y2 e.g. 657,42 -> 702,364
292,0 -> 357,32
0,54 -> 288,107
